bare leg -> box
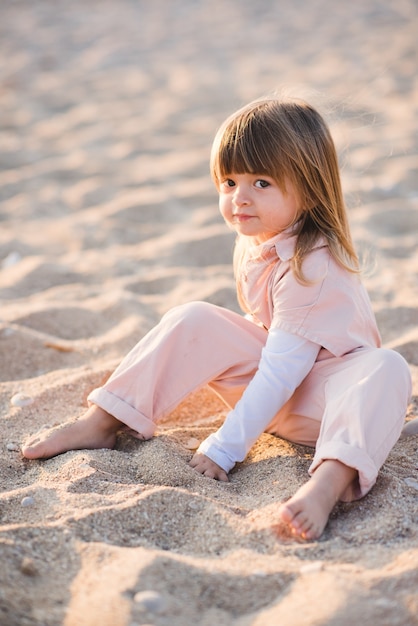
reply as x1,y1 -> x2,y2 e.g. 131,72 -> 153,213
21,405 -> 122,460
278,460 -> 357,540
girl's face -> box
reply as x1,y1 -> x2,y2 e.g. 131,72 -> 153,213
218,172 -> 301,243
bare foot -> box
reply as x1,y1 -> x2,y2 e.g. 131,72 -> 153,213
278,460 -> 357,540
21,405 -> 122,460
189,452 -> 229,482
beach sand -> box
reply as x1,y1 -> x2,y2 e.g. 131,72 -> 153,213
0,1 -> 417,624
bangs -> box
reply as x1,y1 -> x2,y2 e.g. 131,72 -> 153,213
211,111 -> 285,186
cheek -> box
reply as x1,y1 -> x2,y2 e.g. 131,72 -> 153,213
219,197 -> 231,220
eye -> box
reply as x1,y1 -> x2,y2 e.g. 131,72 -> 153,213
221,178 -> 236,189
255,179 -> 270,188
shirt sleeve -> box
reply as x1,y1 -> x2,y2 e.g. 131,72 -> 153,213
196,328 -> 320,472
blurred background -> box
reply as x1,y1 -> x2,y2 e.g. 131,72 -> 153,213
0,0 -> 417,364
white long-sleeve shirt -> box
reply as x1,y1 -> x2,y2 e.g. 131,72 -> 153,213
197,328 -> 320,472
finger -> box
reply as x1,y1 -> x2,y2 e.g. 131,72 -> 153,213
204,468 -> 229,482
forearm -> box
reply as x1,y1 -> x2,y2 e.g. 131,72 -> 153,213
197,330 -> 320,472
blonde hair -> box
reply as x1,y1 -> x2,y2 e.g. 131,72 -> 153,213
210,96 -> 359,287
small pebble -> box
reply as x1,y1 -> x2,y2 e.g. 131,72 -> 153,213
6,442 -> 20,452
184,437 -> 200,450
20,557 -> 38,577
374,597 -> 397,609
300,561 -> 324,574
133,590 -> 166,614
2,251 -> 21,269
21,496 -> 35,507
404,477 -> 418,491
11,393 -> 34,407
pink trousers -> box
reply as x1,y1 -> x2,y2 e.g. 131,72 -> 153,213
88,301 -> 412,501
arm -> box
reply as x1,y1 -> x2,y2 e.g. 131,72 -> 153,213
192,328 -> 320,475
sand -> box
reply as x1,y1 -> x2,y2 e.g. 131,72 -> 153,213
0,1 -> 417,624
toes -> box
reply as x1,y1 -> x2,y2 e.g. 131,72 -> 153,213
21,436 -> 40,453
278,498 -> 324,540
291,514 -> 314,538
279,502 -> 309,532
278,502 -> 294,524
302,520 -> 324,540
21,445 -> 44,460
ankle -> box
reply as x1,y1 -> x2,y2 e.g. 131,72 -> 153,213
84,405 -> 121,431
312,460 -> 357,503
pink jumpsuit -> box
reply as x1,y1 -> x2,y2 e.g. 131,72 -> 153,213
88,233 -> 412,501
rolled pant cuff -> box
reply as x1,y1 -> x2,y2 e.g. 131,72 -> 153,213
88,388 -> 156,439
309,441 -> 378,502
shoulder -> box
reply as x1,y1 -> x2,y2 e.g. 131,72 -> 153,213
271,244 -> 364,312
300,244 -> 331,283
272,244 -> 331,292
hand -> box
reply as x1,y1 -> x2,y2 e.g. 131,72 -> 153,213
189,452 -> 229,482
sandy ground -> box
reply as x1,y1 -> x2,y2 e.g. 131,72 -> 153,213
0,1 -> 417,625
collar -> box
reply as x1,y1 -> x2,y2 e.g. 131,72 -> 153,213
247,228 -> 328,263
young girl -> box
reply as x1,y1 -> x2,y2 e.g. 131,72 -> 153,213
22,96 -> 412,540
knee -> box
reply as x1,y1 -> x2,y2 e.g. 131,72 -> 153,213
162,301 -> 220,329
375,348 -> 412,397
379,348 -> 410,372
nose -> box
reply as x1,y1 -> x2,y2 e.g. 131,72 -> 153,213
232,184 -> 250,208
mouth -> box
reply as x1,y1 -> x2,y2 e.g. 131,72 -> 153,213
232,214 -> 255,223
